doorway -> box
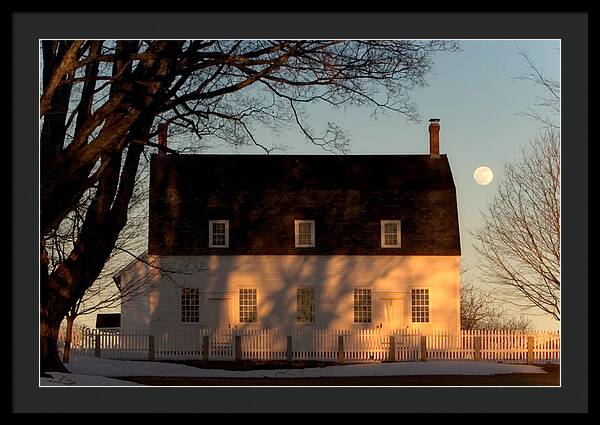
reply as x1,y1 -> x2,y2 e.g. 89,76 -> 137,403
381,298 -> 404,330
206,298 -> 231,329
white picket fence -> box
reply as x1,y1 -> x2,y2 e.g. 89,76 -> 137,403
66,328 -> 560,364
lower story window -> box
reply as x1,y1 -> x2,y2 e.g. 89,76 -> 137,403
239,289 -> 257,323
353,289 -> 372,323
181,288 -> 200,323
297,288 -> 315,323
411,289 -> 430,323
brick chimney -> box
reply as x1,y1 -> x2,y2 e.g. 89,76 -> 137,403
157,123 -> 168,157
428,118 -> 440,157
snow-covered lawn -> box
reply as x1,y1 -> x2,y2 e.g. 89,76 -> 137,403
40,355 -> 546,385
41,372 -> 143,386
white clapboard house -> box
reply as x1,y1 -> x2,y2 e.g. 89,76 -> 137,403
114,119 -> 461,334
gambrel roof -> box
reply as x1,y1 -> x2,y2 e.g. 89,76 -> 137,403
148,154 -> 461,256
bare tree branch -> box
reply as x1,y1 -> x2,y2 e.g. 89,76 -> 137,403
460,270 -> 532,331
471,130 -> 560,321
514,46 -> 560,129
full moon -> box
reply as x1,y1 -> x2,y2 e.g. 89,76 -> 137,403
474,166 -> 494,185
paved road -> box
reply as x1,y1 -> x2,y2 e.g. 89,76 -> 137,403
122,367 -> 559,386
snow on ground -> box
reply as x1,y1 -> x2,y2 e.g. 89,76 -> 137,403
49,355 -> 546,383
41,372 -> 143,386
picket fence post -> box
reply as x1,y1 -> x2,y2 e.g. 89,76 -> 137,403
148,335 -> 155,361
235,335 -> 242,362
337,335 -> 345,364
474,336 -> 482,361
202,335 -> 209,363
388,335 -> 396,362
94,333 -> 101,358
527,336 -> 535,364
287,335 -> 293,363
420,336 -> 427,361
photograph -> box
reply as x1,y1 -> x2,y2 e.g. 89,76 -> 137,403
37,37 -> 563,389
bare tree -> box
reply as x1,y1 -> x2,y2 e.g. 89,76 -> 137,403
40,40 -> 458,372
460,281 -> 531,331
470,48 -> 560,322
46,156 -> 148,363
471,129 -> 560,321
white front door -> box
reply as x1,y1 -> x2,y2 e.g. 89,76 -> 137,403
382,298 -> 404,330
206,298 -> 231,329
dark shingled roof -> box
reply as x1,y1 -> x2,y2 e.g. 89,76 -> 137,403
95,313 -> 121,329
149,154 -> 461,256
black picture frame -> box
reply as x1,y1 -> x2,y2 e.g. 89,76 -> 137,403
13,11 -> 588,413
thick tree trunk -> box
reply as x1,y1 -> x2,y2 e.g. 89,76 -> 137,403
40,240 -> 69,374
62,314 -> 75,364
40,307 -> 69,374
38,41 -> 179,374
40,138 -> 146,374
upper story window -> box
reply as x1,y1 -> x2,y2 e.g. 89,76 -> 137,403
295,220 -> 315,247
380,220 -> 401,248
181,288 -> 200,323
209,220 -> 229,248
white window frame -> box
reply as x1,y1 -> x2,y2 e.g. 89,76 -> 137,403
294,220 -> 315,248
411,288 -> 430,323
239,288 -> 258,323
353,288 -> 372,323
180,287 -> 200,324
380,220 -> 401,248
209,220 -> 229,248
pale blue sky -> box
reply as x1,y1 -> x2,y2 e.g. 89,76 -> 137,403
207,40 -> 561,330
